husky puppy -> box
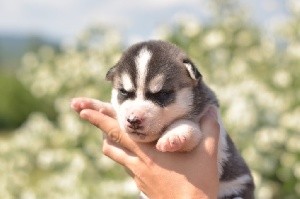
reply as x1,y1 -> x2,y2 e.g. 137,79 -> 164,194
106,40 -> 254,199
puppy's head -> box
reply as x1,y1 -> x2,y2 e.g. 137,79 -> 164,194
106,40 -> 202,142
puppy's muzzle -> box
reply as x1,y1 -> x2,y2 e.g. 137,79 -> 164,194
127,116 -> 143,130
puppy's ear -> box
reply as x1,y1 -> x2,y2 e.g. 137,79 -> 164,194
106,66 -> 116,81
183,58 -> 202,82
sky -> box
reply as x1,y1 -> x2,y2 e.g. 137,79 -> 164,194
0,0 -> 290,42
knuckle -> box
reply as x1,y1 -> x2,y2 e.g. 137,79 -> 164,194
107,127 -> 122,143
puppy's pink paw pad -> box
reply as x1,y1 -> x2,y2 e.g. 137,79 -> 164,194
156,135 -> 187,152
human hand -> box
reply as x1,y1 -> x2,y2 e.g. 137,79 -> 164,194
71,97 -> 220,199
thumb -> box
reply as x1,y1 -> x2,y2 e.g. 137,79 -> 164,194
199,107 -> 220,159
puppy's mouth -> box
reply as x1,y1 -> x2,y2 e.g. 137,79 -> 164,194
129,131 -> 147,139
126,124 -> 146,137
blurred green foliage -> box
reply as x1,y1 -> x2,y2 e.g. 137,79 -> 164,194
0,35 -> 59,130
0,72 -> 56,130
0,0 -> 299,198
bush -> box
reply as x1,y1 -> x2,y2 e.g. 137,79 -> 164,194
0,1 -> 299,198
0,72 -> 55,130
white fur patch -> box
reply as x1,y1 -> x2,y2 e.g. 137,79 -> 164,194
135,48 -> 152,98
218,174 -> 252,198
121,73 -> 134,91
161,87 -> 193,125
148,74 -> 164,93
111,88 -> 119,109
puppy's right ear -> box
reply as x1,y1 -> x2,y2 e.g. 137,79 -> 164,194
183,58 -> 202,82
106,66 -> 116,81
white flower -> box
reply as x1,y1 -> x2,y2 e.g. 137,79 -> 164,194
257,183 -> 275,199
230,58 -> 248,77
280,108 -> 300,131
203,30 -> 225,48
20,189 -> 36,199
287,135 -> 300,153
182,20 -> 201,37
225,96 -> 257,129
69,154 -> 86,173
37,150 -> 56,169
287,43 -> 300,59
272,70 -> 292,88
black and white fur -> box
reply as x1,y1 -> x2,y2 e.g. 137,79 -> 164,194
106,40 -> 254,199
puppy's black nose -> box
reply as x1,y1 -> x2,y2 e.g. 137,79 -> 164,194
127,116 -> 142,129
127,117 -> 141,125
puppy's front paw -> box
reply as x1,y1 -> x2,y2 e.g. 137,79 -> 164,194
156,134 -> 188,152
156,120 -> 202,152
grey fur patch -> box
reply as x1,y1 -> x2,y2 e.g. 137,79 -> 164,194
220,135 -> 253,181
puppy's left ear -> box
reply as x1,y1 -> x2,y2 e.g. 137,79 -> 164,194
106,66 -> 116,81
183,58 -> 202,83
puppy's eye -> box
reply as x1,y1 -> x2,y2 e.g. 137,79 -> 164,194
119,88 -> 127,95
118,88 -> 135,98
146,90 -> 175,107
154,90 -> 173,100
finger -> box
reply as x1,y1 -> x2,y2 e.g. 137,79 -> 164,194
80,109 -> 122,142
102,138 -> 137,169
99,105 -> 117,119
80,109 -> 140,153
70,97 -> 91,112
71,97 -> 116,118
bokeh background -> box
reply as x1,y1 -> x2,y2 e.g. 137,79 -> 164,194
0,0 -> 299,198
